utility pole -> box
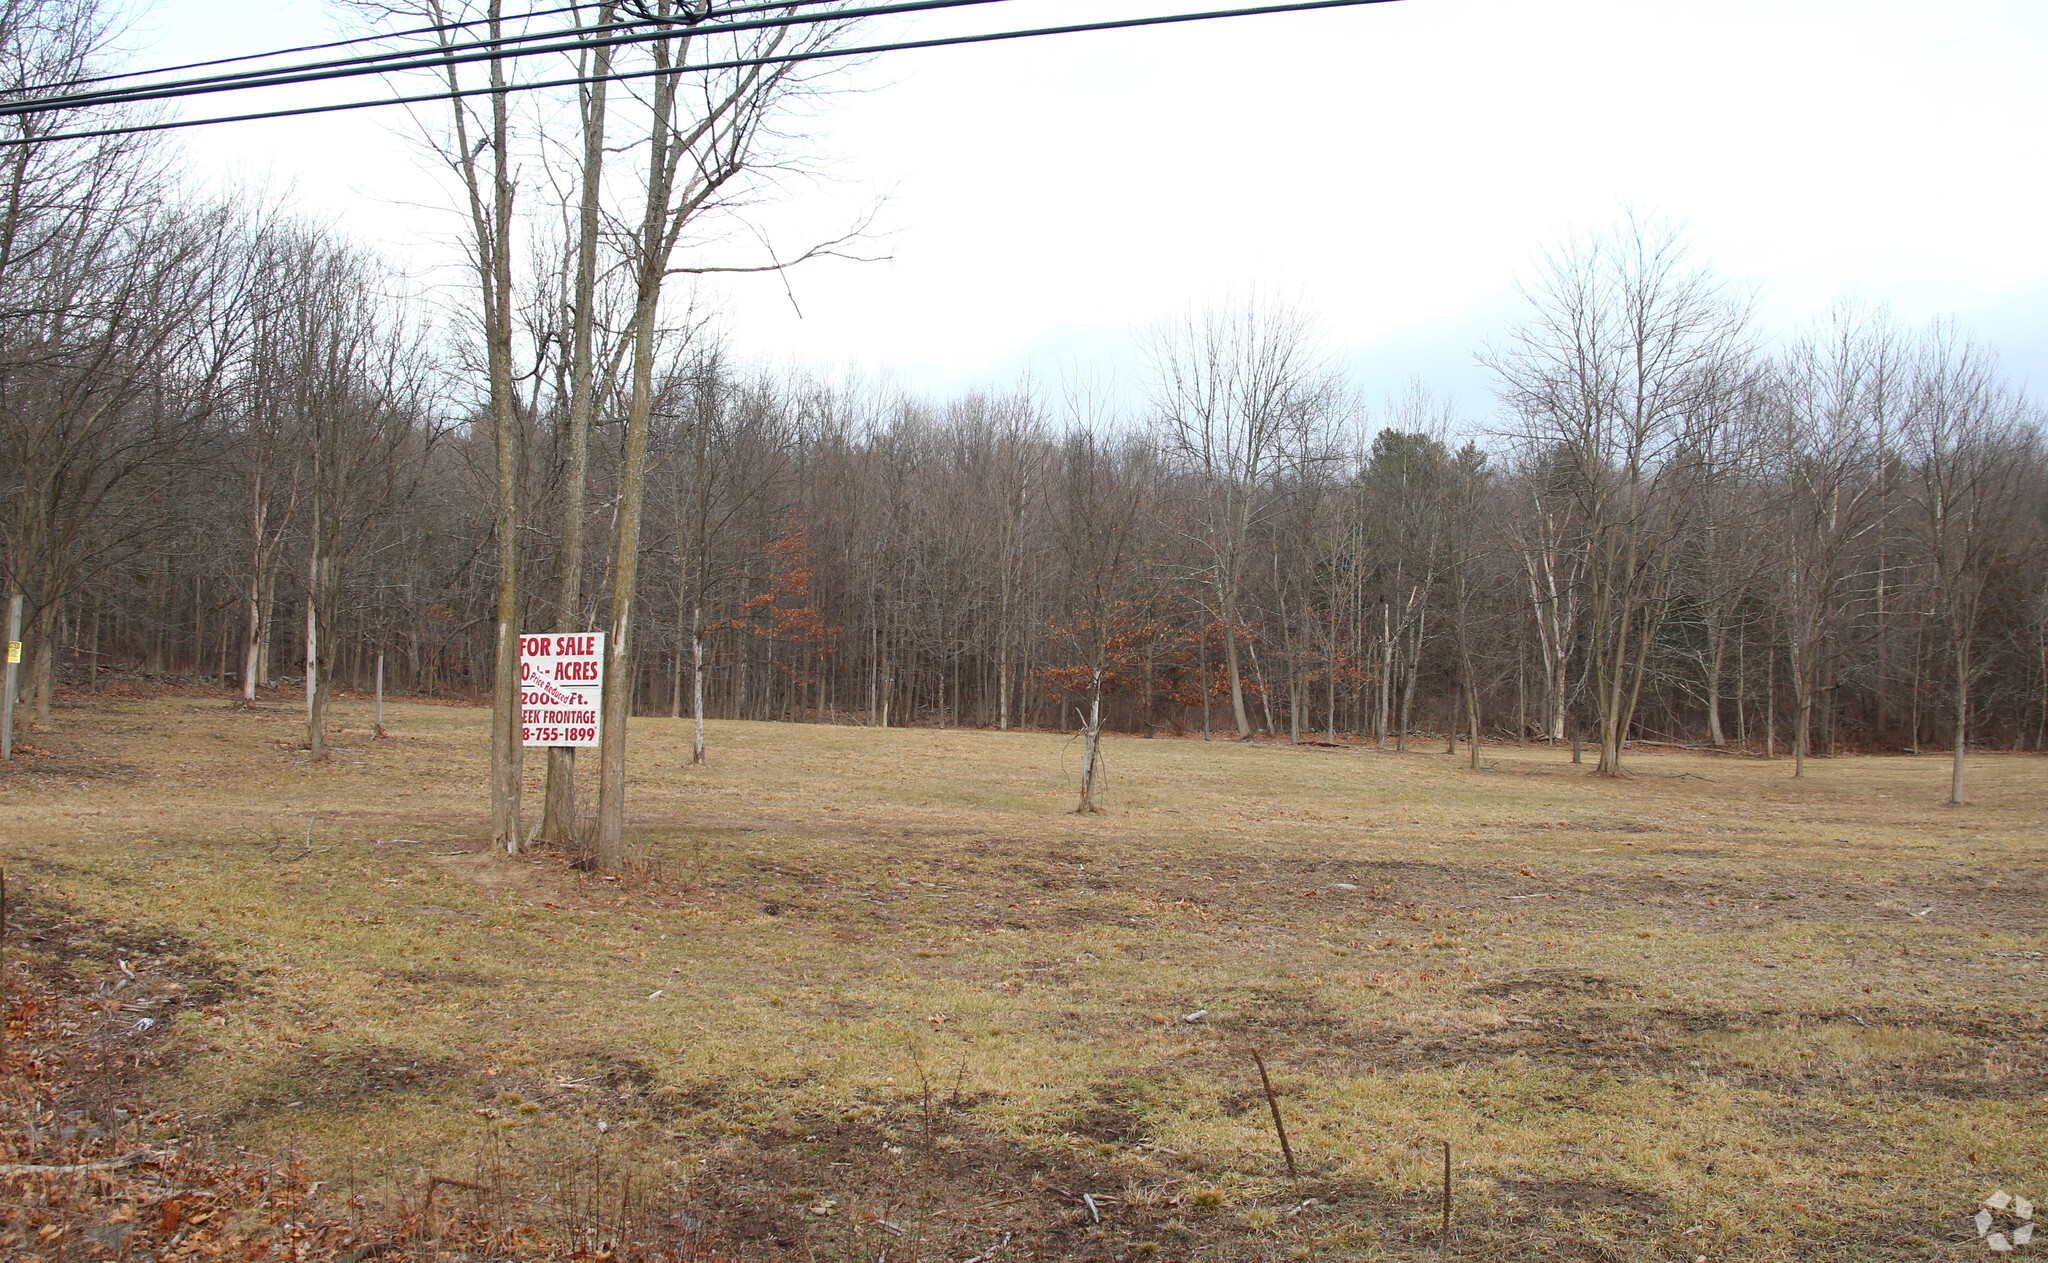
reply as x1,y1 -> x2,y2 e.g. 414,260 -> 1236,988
2,592 -> 21,762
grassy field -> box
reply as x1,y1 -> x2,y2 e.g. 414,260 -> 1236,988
1,688 -> 2043,1261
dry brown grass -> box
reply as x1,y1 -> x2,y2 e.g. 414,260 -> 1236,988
1,686 -> 2043,1261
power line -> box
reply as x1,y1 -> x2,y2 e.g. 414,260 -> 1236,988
6,0 -> 901,117
34,1 -> 597,93
0,0 -> 1399,145
29,0 -> 846,94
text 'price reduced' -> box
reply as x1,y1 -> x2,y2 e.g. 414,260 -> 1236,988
519,632 -> 604,748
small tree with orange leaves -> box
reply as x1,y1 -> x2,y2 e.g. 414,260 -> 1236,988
1047,428 -> 1153,811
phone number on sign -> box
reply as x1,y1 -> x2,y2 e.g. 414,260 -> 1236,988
523,726 -> 596,744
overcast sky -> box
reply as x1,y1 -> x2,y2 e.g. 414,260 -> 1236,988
136,0 -> 2048,416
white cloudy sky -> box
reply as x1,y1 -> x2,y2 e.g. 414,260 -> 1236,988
133,0 -> 2048,413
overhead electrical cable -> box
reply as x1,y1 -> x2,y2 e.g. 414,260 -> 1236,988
26,0 -> 600,93
0,0 -> 1399,145
3,0 -> 938,117
21,0 -> 850,94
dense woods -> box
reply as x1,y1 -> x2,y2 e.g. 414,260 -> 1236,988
3,0 -> 2045,818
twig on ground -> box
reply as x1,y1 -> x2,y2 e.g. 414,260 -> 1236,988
1441,1139 -> 1452,1239
272,817 -> 337,862
1250,1049 -> 1299,1181
0,1149 -> 163,1176
422,1174 -> 489,1223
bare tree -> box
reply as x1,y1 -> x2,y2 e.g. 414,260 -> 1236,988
536,0 -> 620,847
284,233 -> 434,756
1508,451 -> 1583,744
1900,326 -> 2039,804
593,0 -> 860,872
1050,406 -> 1150,811
404,0 -> 529,850
0,22 -> 253,731
1769,305 -> 1896,775
1150,300 -> 1332,740
672,353 -> 796,764
1487,217 -> 1751,775
1440,441 -> 1493,769
1360,401 -> 1452,752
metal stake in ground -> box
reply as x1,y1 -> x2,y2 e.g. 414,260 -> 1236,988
1250,1049 -> 1298,1181
376,652 -> 385,738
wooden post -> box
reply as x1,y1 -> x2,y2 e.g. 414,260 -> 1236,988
376,653 -> 385,738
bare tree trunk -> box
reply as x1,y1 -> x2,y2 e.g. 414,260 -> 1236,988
257,568 -> 275,688
1950,638 -> 1970,805
1765,634 -> 1777,760
691,607 -> 705,765
1249,638 -> 1277,737
452,16 -> 528,852
593,21 -> 696,870
1468,673 -> 1481,770
670,631 -> 683,718
305,538 -> 323,758
2034,634 -> 2046,753
1142,644 -> 1156,737
429,0 -> 528,853
1795,688 -> 1812,777
540,3 -> 613,849
1399,608 -> 1426,752
1076,669 -> 1103,813
1735,625 -> 1747,746
28,600 -> 55,724
1222,613 -> 1252,739
1515,623 -> 1527,745
997,650 -> 1010,731
1325,607 -> 1337,745
1455,606 -> 1481,770
242,564 -> 262,701
595,294 -> 659,871
1792,639 -> 1810,779
1705,616 -> 1728,747
1286,642 -> 1301,745
1375,603 -> 1390,750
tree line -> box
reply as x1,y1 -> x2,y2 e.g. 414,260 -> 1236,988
4,1 -> 2046,835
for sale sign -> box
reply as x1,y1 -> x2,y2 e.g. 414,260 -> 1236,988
520,632 -> 604,748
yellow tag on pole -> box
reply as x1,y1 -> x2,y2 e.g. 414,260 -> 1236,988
5,641 -> 19,664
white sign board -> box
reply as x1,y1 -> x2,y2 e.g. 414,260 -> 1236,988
520,632 -> 604,748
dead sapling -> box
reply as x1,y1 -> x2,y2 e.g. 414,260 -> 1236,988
948,1048 -> 970,1107
918,1061 -> 935,1153
1249,1049 -> 1299,1181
